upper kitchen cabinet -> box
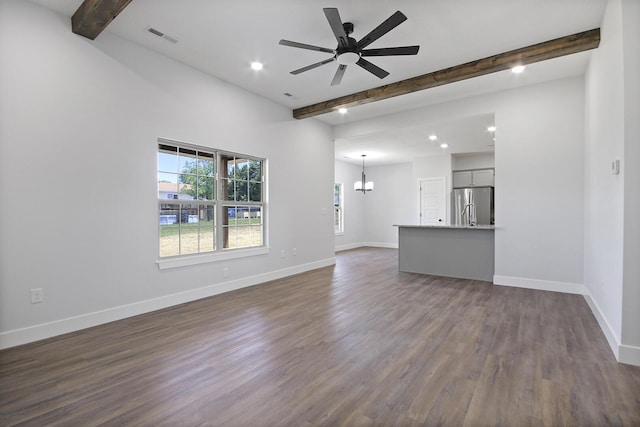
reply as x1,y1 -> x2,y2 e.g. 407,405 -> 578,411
453,168 -> 494,188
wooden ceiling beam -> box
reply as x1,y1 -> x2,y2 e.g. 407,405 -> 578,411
71,0 -> 133,40
293,28 -> 600,120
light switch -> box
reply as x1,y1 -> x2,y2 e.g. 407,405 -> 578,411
612,159 -> 620,175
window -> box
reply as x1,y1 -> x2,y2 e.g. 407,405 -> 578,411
334,183 -> 344,234
220,154 -> 263,249
158,140 -> 264,258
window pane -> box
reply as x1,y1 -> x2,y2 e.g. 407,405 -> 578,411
225,179 -> 236,201
159,204 -> 180,257
223,226 -> 237,249
226,157 -> 236,178
197,177 -> 215,200
178,174 -> 196,200
158,172 -> 178,198
249,160 -> 261,182
179,204 -> 199,255
198,157 -> 214,177
225,206 -> 238,226
249,182 -> 261,202
178,148 -> 197,173
248,225 -> 262,247
158,150 -> 177,173
235,158 -> 249,180
236,181 -> 248,202
199,205 -> 215,252
248,207 -> 262,224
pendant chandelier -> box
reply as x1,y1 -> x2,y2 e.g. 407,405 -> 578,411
354,154 -> 374,193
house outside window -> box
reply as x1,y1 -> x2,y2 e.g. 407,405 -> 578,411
158,140 -> 264,257
334,182 -> 344,234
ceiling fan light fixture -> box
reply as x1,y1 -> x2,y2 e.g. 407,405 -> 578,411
337,52 -> 360,65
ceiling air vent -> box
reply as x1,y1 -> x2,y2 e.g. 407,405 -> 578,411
146,27 -> 178,44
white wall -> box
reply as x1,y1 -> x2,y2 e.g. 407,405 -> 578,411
334,77 -> 585,291
363,163 -> 414,247
334,159 -> 366,250
585,0 -> 640,364
584,0 -> 625,356
621,0 -> 640,358
493,79 -> 585,290
0,0 -> 335,347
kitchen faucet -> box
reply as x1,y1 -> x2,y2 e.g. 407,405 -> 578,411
461,203 -> 476,226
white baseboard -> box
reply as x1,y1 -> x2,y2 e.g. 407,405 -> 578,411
0,257 -> 336,350
493,275 -> 585,295
619,344 -> 640,366
582,290 -> 640,366
335,242 -> 398,252
583,290 -> 621,361
335,242 -> 366,252
363,241 -> 398,249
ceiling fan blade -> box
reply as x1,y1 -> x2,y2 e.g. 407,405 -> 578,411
361,46 -> 420,56
290,58 -> 335,75
356,58 -> 389,79
357,11 -> 407,50
331,64 -> 347,86
279,39 -> 335,54
323,8 -> 349,49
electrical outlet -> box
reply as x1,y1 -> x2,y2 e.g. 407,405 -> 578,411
223,267 -> 229,278
30,288 -> 44,304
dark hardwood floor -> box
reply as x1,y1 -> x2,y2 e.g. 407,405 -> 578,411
1,247 -> 639,426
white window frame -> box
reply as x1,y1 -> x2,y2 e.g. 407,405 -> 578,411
156,139 -> 267,269
334,182 -> 344,235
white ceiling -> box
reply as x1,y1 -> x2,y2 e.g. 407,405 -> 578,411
30,0 -> 607,165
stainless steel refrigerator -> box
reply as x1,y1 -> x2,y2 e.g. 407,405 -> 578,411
452,187 -> 494,226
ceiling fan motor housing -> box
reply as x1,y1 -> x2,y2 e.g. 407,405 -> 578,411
336,32 -> 361,64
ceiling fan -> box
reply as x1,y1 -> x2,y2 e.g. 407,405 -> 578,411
279,8 -> 420,86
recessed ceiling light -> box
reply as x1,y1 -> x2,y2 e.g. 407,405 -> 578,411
251,62 -> 263,71
487,126 -> 496,132
511,65 -> 526,74
429,134 -> 437,141
440,143 -> 449,149
338,107 -> 348,114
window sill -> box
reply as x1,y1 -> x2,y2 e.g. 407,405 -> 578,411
157,247 -> 269,270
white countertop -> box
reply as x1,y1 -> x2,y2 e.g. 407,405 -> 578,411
394,224 -> 495,230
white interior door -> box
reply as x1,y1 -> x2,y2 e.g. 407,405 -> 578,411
419,177 -> 446,225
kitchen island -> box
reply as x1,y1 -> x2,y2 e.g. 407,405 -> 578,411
395,225 -> 495,282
